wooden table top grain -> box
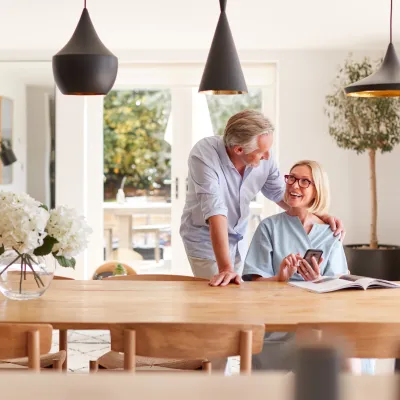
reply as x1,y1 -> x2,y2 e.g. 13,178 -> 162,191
0,280 -> 398,330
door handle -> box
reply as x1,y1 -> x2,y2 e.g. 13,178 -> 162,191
175,177 -> 179,199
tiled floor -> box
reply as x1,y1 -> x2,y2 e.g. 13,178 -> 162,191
52,330 -> 240,374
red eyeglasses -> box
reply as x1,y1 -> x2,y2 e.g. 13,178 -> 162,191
284,174 -> 314,188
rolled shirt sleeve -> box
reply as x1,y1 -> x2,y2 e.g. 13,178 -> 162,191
261,155 -> 285,203
188,155 -> 228,223
243,220 -> 275,279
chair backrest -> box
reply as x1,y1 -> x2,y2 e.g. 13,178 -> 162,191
53,276 -> 75,280
0,323 -> 53,370
297,322 -> 400,359
92,261 -> 137,280
110,322 -> 265,374
106,274 -> 206,281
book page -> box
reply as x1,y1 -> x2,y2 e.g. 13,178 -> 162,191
338,275 -> 374,290
339,275 -> 400,289
289,277 -> 356,293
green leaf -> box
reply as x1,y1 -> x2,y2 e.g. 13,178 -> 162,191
40,204 -> 49,211
113,263 -> 127,276
33,236 -> 58,256
0,245 -> 4,256
53,254 -> 76,269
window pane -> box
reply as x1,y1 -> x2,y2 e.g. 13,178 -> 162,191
103,89 -> 172,202
205,89 -> 262,136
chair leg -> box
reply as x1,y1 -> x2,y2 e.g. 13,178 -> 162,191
89,360 -> 99,373
124,329 -> 136,372
59,330 -> 68,371
239,330 -> 252,375
155,231 -> 160,263
202,360 -> 212,375
28,330 -> 40,371
53,359 -> 63,372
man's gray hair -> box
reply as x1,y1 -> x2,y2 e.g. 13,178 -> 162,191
223,110 -> 274,154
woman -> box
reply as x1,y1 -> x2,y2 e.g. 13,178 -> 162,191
243,160 -> 374,374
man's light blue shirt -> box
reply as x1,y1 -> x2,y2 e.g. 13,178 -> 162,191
180,136 -> 285,263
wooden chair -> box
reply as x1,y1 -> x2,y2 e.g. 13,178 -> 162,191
53,276 -> 74,371
92,261 -> 137,280
0,323 -> 63,371
106,274 -> 206,281
90,323 -> 264,375
97,274 -> 207,370
53,276 -> 74,280
1,276 -> 70,371
297,322 -> 400,374
297,322 -> 400,359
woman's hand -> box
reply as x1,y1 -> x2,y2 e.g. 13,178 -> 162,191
298,256 -> 324,281
278,253 -> 302,282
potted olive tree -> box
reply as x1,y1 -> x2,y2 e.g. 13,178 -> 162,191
325,56 -> 400,280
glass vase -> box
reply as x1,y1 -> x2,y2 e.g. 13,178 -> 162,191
0,250 -> 56,300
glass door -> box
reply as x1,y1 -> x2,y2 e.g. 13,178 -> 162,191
102,63 -> 277,277
103,89 -> 173,275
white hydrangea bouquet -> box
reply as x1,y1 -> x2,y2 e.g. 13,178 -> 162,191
0,191 -> 92,288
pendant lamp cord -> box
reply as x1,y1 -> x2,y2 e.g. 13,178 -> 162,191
84,0 -> 87,8
390,0 -> 393,43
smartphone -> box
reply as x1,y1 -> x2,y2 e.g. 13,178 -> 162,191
303,249 -> 323,264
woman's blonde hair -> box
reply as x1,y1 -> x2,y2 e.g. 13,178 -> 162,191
284,160 -> 330,215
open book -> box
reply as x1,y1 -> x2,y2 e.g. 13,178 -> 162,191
288,274 -> 400,293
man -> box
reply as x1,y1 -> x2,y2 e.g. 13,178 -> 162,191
180,110 -> 344,287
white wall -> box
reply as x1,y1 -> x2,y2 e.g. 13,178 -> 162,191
55,92 -> 104,280
26,85 -> 54,205
0,71 -> 26,193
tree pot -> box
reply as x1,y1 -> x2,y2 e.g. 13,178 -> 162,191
344,245 -> 400,281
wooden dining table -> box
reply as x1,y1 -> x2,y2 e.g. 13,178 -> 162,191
0,280 -> 399,330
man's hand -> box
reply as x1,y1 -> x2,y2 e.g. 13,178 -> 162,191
318,215 -> 346,242
209,270 -> 241,287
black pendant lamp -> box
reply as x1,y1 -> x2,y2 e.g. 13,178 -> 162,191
345,0 -> 400,97
199,0 -> 247,95
52,0 -> 118,96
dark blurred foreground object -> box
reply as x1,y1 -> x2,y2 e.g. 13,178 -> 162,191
295,345 -> 341,400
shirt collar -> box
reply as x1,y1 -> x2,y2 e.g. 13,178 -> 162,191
217,137 -> 236,168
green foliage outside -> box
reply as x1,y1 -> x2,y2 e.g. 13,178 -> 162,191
103,90 -> 171,199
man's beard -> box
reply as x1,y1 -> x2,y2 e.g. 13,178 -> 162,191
244,159 -> 260,168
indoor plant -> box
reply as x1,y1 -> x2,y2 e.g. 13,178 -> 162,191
325,55 -> 400,279
0,191 -> 92,299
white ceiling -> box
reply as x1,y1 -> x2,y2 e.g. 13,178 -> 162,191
0,0 -> 396,55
